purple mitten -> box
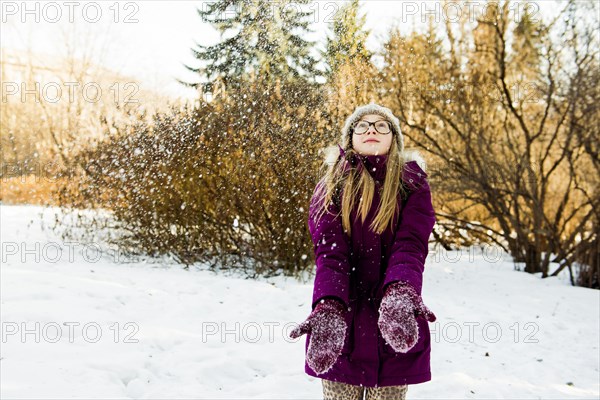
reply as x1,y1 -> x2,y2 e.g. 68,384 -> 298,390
377,281 -> 436,353
289,298 -> 347,374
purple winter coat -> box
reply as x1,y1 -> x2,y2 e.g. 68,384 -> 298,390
303,147 -> 437,387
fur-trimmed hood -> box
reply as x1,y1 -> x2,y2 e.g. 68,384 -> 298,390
322,144 -> 429,174
319,144 -> 430,193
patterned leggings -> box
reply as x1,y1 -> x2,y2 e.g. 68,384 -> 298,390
322,378 -> 408,400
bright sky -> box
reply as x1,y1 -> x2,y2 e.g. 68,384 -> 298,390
2,1 -> 566,100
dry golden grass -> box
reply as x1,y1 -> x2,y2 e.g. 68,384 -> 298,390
1,175 -> 68,206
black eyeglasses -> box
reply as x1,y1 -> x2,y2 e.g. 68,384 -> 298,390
353,120 -> 392,135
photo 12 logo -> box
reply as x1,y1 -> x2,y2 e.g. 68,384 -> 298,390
399,1 -> 540,23
1,1 -> 140,24
2,81 -> 140,105
430,321 -> 540,344
2,321 -> 140,343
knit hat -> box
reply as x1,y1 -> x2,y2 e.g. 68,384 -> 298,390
340,102 -> 404,153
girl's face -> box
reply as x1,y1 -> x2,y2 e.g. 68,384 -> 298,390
351,114 -> 394,156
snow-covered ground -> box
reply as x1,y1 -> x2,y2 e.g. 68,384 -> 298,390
1,204 -> 598,399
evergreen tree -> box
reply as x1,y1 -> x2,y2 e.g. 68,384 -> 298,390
321,0 -> 372,80
179,0 -> 320,94
510,5 -> 545,82
320,0 -> 379,130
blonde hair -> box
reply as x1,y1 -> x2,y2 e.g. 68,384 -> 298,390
311,138 -> 410,236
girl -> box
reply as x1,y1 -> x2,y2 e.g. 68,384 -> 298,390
290,103 -> 437,400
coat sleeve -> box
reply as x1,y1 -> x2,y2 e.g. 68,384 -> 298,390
382,160 -> 436,296
308,179 -> 352,311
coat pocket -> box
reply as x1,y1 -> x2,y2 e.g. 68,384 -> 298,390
382,315 -> 428,355
340,298 -> 357,355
